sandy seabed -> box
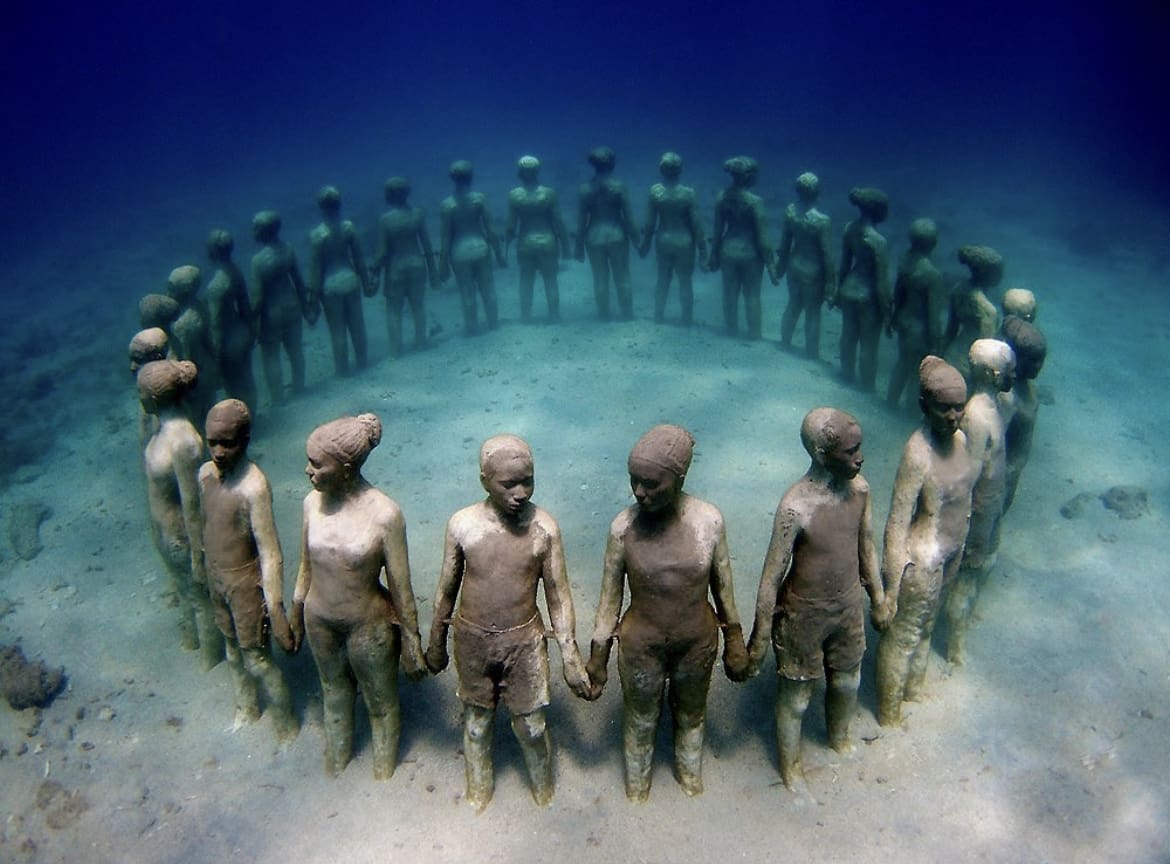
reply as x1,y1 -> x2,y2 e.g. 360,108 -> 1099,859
1,185 -> 1168,864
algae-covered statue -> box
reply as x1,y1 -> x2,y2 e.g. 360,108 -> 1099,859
575,146 -> 640,320
709,156 -> 771,340
586,425 -> 748,801
832,187 -> 891,391
774,172 -> 835,359
638,152 -> 706,325
746,408 -> 883,793
250,210 -> 316,405
198,399 -> 297,741
129,328 -> 170,444
308,186 -> 371,376
886,218 -> 948,409
439,160 -> 505,335
138,359 -> 223,669
944,244 -> 1002,379
943,338 -> 1015,665
1001,287 -> 1037,323
139,292 -> 181,334
874,357 -> 977,726
291,413 -> 426,779
505,155 -> 570,323
1000,316 -> 1047,512
166,265 -> 220,424
426,435 -> 589,810
205,229 -> 257,409
373,176 -> 439,356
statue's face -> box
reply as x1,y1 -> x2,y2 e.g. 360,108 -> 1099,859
206,417 -> 248,474
995,359 -> 1017,393
921,392 -> 966,439
821,425 -> 864,481
305,441 -> 349,495
481,457 -> 534,519
628,459 -> 683,514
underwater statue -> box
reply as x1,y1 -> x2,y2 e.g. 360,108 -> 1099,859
1000,316 -> 1047,512
575,146 -> 639,320
773,172 -> 835,359
129,328 -> 169,376
138,293 -> 181,341
205,229 -> 257,409
943,244 -> 1003,379
373,176 -> 439,356
308,185 -> 371,376
943,338 -> 1015,665
709,156 -> 771,340
439,160 -> 505,335
505,155 -> 571,323
426,435 -> 589,810
129,328 -> 170,447
638,151 -> 706,326
291,413 -> 426,779
746,408 -> 883,793
137,359 -> 223,670
250,210 -> 315,406
832,187 -> 891,391
1002,287 -> 1037,323
198,399 -> 297,741
586,425 -> 748,801
166,265 -> 220,424
886,218 -> 948,409
874,356 -> 977,726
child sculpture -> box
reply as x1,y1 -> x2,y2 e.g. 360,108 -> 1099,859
709,156 -> 771,340
505,155 -> 570,323
639,152 -> 706,325
138,359 -> 223,669
575,147 -> 639,320
943,338 -> 1015,665
774,172 -> 835,359
746,408 -> 883,793
1000,316 -> 1047,511
198,399 -> 297,740
833,187 -> 891,391
373,176 -> 439,356
291,414 -> 427,779
250,210 -> 315,405
439,160 -> 505,335
426,435 -> 590,810
944,245 -> 1002,379
205,229 -> 257,409
586,425 -> 749,801
886,218 -> 947,408
874,356 -> 977,726
308,186 -> 371,376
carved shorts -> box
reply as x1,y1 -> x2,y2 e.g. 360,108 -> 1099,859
208,559 -> 268,649
453,615 -> 550,716
773,599 -> 866,681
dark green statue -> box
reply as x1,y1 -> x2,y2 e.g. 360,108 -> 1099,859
440,160 -> 505,335
639,152 -> 705,325
374,177 -> 439,356
308,185 -> 372,377
774,172 -> 834,358
505,156 -> 570,323
887,218 -> 948,408
709,156 -> 771,340
832,187 -> 891,391
575,147 -> 639,320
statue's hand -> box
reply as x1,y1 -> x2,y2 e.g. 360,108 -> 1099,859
871,597 -> 896,631
722,624 -> 750,682
289,602 -> 305,654
585,642 -> 609,697
424,639 -> 449,675
269,603 -> 296,654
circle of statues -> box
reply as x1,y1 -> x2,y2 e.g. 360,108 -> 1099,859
130,149 -> 1048,810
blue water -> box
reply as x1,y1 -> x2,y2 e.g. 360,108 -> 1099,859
2,3 -> 1169,862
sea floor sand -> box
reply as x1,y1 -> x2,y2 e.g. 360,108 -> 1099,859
1,184 -> 1168,864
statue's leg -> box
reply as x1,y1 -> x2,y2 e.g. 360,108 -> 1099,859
618,642 -> 666,802
511,709 -> 554,806
463,704 -> 496,811
350,619 -> 402,780
306,616 -> 355,777
775,677 -> 814,791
